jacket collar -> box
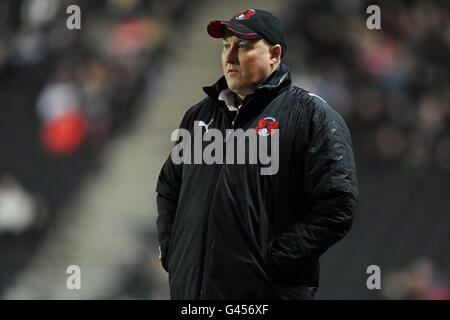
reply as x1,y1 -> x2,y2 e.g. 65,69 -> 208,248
203,62 -> 292,106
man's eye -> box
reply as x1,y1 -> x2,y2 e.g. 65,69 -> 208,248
238,44 -> 247,49
223,44 -> 230,49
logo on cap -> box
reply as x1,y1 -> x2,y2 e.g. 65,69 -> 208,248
234,9 -> 256,20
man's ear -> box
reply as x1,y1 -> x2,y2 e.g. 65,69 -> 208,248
270,44 -> 282,64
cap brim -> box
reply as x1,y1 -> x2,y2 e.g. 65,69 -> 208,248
207,20 -> 262,40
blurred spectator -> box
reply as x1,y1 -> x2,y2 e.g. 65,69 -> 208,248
383,257 -> 450,300
76,58 -> 114,148
20,0 -> 60,28
0,175 -> 47,235
106,16 -> 165,74
37,80 -> 86,155
11,26 -> 48,66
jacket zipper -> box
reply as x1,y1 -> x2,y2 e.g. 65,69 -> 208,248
231,108 -> 240,128
197,97 -> 250,298
231,94 -> 252,128
195,106 -> 229,299
196,168 -> 223,298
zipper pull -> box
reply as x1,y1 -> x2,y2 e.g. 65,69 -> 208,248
231,108 -> 240,128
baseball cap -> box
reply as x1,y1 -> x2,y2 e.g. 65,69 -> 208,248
207,9 -> 287,58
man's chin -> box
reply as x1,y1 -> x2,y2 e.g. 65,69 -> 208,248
226,83 -> 239,93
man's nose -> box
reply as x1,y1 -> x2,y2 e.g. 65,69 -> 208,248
225,46 -> 238,64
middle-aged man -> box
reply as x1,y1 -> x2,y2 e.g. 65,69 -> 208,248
156,9 -> 359,299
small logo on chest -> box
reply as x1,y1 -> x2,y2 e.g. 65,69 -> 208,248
197,118 -> 213,132
255,117 -> 278,136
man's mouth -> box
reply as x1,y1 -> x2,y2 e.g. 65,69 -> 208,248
227,69 -> 239,74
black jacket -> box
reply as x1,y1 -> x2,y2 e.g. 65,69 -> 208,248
156,63 -> 358,299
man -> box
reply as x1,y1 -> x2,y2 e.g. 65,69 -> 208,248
156,9 -> 358,299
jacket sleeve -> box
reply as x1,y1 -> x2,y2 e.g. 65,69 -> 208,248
155,113 -> 189,273
268,95 -> 359,284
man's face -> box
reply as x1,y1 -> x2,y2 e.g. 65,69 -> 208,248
222,31 -> 274,98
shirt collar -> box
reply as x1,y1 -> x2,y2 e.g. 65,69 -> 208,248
218,89 -> 241,112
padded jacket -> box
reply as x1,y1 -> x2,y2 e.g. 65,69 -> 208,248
156,63 -> 358,299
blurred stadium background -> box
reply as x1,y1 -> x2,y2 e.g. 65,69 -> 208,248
0,0 -> 448,299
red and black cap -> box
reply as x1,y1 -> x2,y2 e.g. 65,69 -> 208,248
207,9 -> 287,57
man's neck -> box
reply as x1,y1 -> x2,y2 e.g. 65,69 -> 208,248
234,93 -> 244,105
